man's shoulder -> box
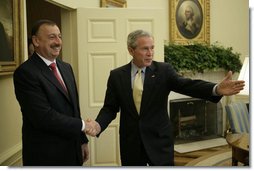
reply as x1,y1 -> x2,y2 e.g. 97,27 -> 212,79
152,61 -> 171,68
111,63 -> 130,72
13,57 -> 40,80
56,58 -> 70,66
109,61 -> 172,73
15,56 -> 35,72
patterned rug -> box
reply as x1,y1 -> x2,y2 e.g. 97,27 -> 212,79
174,138 -> 228,153
185,149 -> 233,166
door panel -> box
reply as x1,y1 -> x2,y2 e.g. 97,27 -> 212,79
76,8 -> 165,166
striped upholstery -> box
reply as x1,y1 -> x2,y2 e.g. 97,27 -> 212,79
225,102 -> 249,133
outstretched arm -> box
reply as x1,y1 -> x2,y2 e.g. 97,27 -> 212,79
216,71 -> 245,96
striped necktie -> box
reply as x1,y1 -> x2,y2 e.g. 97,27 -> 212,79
49,62 -> 67,93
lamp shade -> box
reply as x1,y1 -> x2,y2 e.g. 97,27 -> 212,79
238,57 -> 249,95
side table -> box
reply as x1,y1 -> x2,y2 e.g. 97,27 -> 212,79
226,133 -> 249,166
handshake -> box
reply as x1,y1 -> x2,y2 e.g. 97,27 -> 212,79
84,119 -> 101,137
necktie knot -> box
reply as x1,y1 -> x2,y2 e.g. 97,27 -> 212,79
49,62 -> 57,71
49,62 -> 68,93
134,69 -> 143,89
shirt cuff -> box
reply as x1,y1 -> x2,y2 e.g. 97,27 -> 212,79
213,84 -> 219,96
81,120 -> 85,131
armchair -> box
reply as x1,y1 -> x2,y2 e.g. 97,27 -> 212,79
225,102 -> 249,133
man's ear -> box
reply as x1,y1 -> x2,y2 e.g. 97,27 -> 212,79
32,35 -> 39,47
128,47 -> 134,56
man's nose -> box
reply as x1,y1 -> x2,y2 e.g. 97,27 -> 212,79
147,48 -> 153,55
55,37 -> 62,44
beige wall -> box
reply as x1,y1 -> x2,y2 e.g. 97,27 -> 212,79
0,0 -> 249,165
210,0 -> 249,60
27,1 -> 250,74
0,76 -> 22,164
52,0 -> 249,60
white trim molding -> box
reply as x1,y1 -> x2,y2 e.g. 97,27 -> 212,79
0,142 -> 22,166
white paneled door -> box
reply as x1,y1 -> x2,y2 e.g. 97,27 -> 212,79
76,8 -> 165,166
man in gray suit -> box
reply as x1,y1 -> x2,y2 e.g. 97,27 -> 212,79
86,30 -> 245,166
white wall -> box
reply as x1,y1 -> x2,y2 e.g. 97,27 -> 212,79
126,0 -> 169,40
52,0 -> 249,60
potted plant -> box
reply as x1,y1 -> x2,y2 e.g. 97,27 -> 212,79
164,42 -> 242,75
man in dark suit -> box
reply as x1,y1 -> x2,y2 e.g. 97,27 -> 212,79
86,30 -> 245,166
13,20 -> 93,166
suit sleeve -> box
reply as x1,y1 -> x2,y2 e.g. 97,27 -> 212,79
96,71 -> 119,135
166,64 -> 222,103
68,64 -> 89,144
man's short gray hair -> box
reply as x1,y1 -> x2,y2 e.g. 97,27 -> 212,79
127,30 -> 153,49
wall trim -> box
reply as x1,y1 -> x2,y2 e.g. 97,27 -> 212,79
0,142 -> 22,165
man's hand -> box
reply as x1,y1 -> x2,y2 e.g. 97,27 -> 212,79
81,143 -> 89,163
216,71 -> 245,96
84,119 -> 101,137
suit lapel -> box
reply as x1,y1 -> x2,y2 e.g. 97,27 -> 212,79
140,62 -> 157,114
121,63 -> 139,118
121,62 -> 157,117
33,55 -> 71,103
56,60 -> 75,104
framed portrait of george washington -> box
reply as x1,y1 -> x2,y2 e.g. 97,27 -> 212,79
101,0 -> 127,8
0,0 -> 24,75
170,0 -> 210,44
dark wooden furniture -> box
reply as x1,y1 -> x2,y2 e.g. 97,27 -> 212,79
226,133 -> 249,166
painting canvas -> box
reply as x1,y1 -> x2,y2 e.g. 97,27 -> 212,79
0,0 -> 23,75
101,0 -> 127,8
0,0 -> 14,62
170,0 -> 210,44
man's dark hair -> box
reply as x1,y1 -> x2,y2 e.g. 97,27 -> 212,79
31,19 -> 57,36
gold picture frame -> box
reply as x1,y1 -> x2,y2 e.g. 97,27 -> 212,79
170,0 -> 210,44
101,0 -> 127,8
0,0 -> 24,75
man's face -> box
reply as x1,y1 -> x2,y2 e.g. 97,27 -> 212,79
128,36 -> 154,68
32,24 -> 62,61
185,9 -> 192,20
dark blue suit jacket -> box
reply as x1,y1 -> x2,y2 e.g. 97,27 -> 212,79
96,61 -> 222,166
14,54 -> 88,166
